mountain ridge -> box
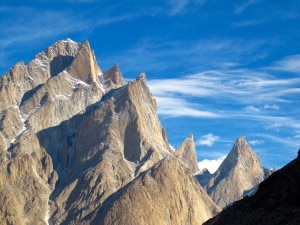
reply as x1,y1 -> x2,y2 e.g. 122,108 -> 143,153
0,39 -> 220,225
204,150 -> 300,225
199,136 -> 270,208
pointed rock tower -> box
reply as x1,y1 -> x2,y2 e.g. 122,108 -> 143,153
205,136 -> 267,208
204,151 -> 300,225
101,64 -> 126,92
175,134 -> 200,173
0,39 -> 220,225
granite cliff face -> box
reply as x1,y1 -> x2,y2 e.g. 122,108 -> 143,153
201,136 -> 270,208
0,39 -> 219,225
94,157 -> 219,225
175,134 -> 200,174
204,151 -> 300,225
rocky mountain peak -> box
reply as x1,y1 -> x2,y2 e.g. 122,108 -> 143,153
0,39 -> 220,225
96,157 -> 220,225
101,64 -> 125,92
175,133 -> 200,173
45,38 -> 81,60
204,136 -> 267,208
67,40 -> 101,83
204,151 -> 300,225
220,136 -> 258,170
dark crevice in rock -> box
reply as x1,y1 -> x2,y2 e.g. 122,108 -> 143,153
50,55 -> 74,77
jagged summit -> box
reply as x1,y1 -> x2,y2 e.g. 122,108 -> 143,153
66,40 -> 101,83
203,136 -> 267,208
101,64 -> 126,92
175,133 -> 199,174
220,136 -> 259,170
204,151 -> 300,225
0,39 -> 219,225
96,157 -> 220,225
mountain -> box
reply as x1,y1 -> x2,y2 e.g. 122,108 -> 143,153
201,136 -> 270,208
175,134 -> 200,174
94,157 -> 219,225
195,168 -> 213,187
204,150 -> 300,225
0,39 -> 219,225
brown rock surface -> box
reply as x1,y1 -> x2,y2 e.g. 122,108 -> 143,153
0,39 -> 220,225
175,134 -> 200,173
204,136 -> 267,208
43,74 -> 173,225
0,131 -> 55,225
96,157 -> 220,225
204,151 -> 300,225
101,64 -> 126,92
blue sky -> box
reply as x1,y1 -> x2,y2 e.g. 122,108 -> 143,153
1,0 -> 300,172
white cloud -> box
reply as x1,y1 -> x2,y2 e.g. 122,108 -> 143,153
264,104 -> 279,110
198,155 -> 226,174
249,140 -> 264,146
154,96 -> 220,118
195,133 -> 220,147
145,62 -> 300,120
267,54 -> 300,73
244,105 -> 260,112
253,133 -> 300,148
232,19 -> 266,27
265,123 -> 283,131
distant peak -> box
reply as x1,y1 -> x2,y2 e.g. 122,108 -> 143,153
232,136 -> 249,152
82,39 -> 91,48
219,136 -> 261,171
237,136 -> 246,142
64,38 -> 78,44
188,133 -> 194,140
102,64 -> 125,92
137,73 -> 146,81
175,134 -> 199,173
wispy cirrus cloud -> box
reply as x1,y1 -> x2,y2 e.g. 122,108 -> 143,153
252,133 -> 300,149
232,19 -> 266,27
154,96 -> 220,118
267,54 -> 300,73
234,0 -> 262,14
167,0 -> 206,16
104,37 -> 269,76
148,67 -> 300,105
0,5 -> 138,74
0,7 -> 85,41
249,139 -> 264,146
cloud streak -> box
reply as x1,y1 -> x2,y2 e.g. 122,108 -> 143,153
154,96 -> 220,118
267,55 -> 300,73
148,66 -> 300,117
234,0 -> 262,14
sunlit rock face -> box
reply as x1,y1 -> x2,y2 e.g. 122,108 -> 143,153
0,39 -> 219,225
175,134 -> 200,174
204,152 -> 300,225
203,136 -> 270,209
